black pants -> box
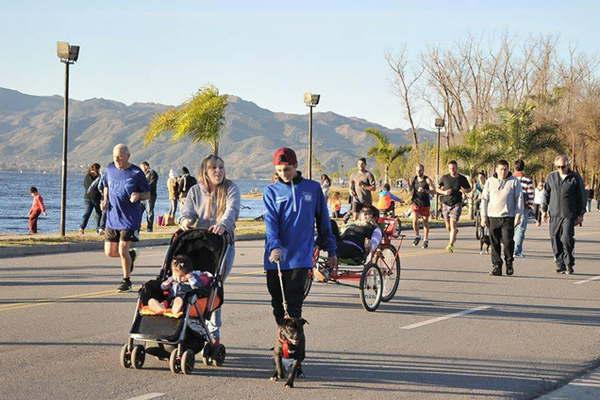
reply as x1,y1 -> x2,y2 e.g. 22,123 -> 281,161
488,217 -> 515,268
549,217 -> 576,268
266,268 -> 308,326
145,195 -> 157,231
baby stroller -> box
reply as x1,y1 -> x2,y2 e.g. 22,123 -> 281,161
119,228 -> 230,375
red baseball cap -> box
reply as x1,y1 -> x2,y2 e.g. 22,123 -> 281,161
272,147 -> 297,166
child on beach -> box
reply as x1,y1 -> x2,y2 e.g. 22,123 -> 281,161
145,255 -> 213,318
28,186 -> 47,234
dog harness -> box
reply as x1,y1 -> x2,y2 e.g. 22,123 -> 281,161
278,331 -> 295,359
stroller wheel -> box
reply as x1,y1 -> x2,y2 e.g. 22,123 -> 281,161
211,344 -> 226,366
181,349 -> 195,375
169,349 -> 181,374
120,344 -> 132,369
131,345 -> 145,369
201,343 -> 212,365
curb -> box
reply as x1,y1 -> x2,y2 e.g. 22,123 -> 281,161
0,234 -> 266,259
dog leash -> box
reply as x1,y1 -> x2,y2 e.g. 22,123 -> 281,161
275,261 -> 290,318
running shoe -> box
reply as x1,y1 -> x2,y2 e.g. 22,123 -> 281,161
422,240 -> 429,249
445,244 -> 454,253
117,278 -> 132,292
412,236 -> 421,247
566,266 -> 574,275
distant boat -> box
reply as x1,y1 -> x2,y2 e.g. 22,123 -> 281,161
19,170 -> 23,174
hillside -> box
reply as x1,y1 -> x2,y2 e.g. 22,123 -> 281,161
0,87 -> 435,178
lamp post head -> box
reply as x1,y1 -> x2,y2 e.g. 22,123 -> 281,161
57,41 -> 80,63
434,118 -> 445,129
304,92 -> 320,107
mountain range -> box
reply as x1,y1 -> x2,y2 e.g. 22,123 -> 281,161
0,87 -> 435,179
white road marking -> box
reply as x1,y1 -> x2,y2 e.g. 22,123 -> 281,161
400,305 -> 492,330
573,276 -> 600,285
125,393 -> 165,400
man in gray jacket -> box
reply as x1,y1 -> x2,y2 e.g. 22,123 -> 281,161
480,160 -> 524,276
542,155 -> 586,274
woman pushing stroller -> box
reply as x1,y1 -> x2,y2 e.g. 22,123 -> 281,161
178,154 -> 240,346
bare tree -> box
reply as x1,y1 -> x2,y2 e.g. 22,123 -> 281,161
386,47 -> 423,150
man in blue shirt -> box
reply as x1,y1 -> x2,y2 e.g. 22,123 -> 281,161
101,144 -> 151,291
263,147 -> 337,326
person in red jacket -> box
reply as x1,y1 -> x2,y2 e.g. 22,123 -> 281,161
28,186 -> 47,234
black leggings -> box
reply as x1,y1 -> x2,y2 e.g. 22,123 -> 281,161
266,268 -> 308,326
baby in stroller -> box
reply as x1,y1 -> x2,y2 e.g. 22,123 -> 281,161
142,255 -> 213,318
121,229 -> 229,374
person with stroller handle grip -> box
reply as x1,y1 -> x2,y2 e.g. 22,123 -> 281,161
178,154 -> 240,346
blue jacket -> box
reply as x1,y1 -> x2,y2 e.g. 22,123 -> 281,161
263,173 -> 336,271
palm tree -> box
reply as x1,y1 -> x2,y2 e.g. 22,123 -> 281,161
145,85 -> 228,155
445,128 -> 500,177
483,103 -> 562,175
446,102 -> 562,177
365,128 -> 412,184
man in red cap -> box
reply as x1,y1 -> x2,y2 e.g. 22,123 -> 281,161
263,147 -> 337,351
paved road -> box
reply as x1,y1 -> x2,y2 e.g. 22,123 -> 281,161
1,214 -> 599,400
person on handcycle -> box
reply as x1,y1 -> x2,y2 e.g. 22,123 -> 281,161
314,205 -> 383,282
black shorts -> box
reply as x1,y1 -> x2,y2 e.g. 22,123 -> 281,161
105,228 -> 140,243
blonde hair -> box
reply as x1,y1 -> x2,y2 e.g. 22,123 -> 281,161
198,155 -> 231,220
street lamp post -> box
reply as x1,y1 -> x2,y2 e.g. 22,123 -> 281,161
304,92 -> 320,180
56,41 -> 80,236
434,118 -> 445,219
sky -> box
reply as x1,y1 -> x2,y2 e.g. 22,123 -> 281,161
1,0 -> 598,130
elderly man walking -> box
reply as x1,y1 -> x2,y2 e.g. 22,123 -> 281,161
542,155 -> 586,274
480,160 -> 523,276
101,144 -> 151,291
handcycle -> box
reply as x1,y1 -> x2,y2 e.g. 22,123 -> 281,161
303,216 -> 404,312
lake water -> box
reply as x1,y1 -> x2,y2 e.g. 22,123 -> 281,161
0,171 -> 269,234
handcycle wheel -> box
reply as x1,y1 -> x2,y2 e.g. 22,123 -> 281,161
377,244 -> 400,302
303,268 -> 313,299
359,263 -> 383,312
